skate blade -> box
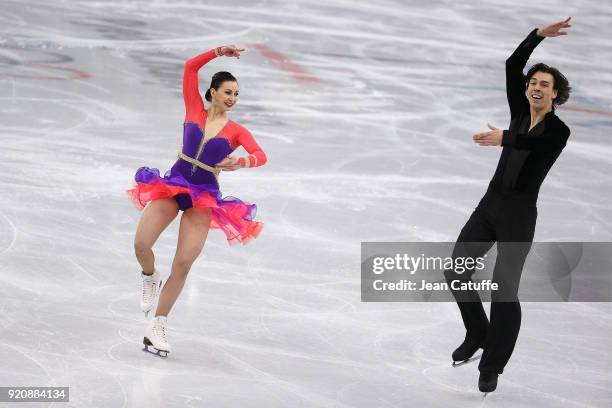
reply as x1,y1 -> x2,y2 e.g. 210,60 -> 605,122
451,354 -> 481,367
142,338 -> 169,358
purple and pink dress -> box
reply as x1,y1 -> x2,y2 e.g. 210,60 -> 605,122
127,48 -> 267,245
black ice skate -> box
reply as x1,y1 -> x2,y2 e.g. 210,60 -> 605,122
451,336 -> 485,367
478,370 -> 498,393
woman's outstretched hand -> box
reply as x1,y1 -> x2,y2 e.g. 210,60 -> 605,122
216,156 -> 242,171
219,45 -> 245,59
537,17 -> 572,37
473,123 -> 503,146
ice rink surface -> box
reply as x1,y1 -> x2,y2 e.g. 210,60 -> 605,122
1,0 -> 611,406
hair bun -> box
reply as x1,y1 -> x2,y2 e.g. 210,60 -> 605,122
205,88 -> 212,102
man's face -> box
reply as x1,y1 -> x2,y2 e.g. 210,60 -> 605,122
526,71 -> 558,111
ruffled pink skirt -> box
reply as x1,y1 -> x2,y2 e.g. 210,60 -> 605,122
127,167 -> 262,245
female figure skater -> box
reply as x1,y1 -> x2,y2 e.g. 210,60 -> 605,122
127,45 -> 267,357
444,18 -> 572,392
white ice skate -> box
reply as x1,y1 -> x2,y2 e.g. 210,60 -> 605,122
143,316 -> 171,357
141,270 -> 161,317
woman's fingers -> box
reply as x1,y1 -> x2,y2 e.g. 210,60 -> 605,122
225,45 -> 246,58
216,156 -> 240,170
218,164 -> 240,171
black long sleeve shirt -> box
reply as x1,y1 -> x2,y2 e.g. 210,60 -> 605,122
486,29 -> 570,199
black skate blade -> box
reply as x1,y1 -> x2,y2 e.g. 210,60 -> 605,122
142,337 -> 169,358
451,354 -> 481,367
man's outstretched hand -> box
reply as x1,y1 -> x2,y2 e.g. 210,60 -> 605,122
537,17 -> 572,37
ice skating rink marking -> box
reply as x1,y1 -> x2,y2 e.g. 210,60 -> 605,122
0,64 -> 90,80
249,43 -> 324,84
0,341 -> 54,385
64,256 -> 103,283
0,46 -> 91,80
562,106 -> 612,118
421,364 -> 597,407
0,212 -> 17,256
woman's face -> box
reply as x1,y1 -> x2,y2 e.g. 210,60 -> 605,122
211,81 -> 239,112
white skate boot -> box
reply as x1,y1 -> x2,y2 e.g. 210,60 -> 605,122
140,270 -> 161,317
143,316 -> 171,357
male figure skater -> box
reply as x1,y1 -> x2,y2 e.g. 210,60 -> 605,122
444,17 -> 572,393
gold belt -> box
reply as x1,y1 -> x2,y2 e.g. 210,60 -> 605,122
177,152 -> 221,175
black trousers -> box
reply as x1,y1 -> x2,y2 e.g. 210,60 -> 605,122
444,192 -> 537,374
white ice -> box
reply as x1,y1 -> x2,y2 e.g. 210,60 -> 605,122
1,0 -> 611,407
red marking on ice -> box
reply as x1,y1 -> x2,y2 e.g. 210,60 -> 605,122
249,43 -> 324,84
560,105 -> 612,118
1,64 -> 90,80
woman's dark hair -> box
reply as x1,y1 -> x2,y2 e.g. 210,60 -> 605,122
525,63 -> 571,106
204,71 -> 237,102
